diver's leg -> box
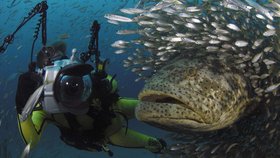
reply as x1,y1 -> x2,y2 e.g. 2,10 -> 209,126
116,98 -> 139,119
18,109 -> 48,148
108,127 -> 166,153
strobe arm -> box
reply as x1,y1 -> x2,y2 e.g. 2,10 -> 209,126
80,20 -> 101,68
0,1 -> 48,54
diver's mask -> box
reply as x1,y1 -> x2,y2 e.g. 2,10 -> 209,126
43,59 -> 93,114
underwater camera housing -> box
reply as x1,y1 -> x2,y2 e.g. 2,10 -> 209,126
43,59 -> 93,114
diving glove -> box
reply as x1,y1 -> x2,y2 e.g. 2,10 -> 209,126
146,138 -> 167,154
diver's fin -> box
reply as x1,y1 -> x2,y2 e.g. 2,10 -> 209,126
20,143 -> 31,158
102,145 -> 114,157
20,85 -> 44,121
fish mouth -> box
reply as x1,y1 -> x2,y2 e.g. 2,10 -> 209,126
140,93 -> 185,106
137,90 -> 207,131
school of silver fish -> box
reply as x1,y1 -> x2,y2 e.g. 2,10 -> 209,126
106,0 -> 280,157
106,0 -> 280,100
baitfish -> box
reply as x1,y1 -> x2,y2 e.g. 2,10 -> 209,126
108,0 -> 280,157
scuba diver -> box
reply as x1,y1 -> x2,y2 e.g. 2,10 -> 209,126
0,1 -> 166,157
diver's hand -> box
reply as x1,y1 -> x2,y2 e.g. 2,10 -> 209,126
145,138 -> 167,154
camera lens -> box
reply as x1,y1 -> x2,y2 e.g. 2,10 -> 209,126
52,63 -> 93,110
60,76 -> 84,98
55,74 -> 92,108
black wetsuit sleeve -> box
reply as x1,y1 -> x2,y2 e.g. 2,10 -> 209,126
15,72 -> 42,114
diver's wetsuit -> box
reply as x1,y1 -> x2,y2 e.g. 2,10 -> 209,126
17,74 -> 164,154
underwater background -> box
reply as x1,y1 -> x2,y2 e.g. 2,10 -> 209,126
0,0 -> 169,157
1,0 -> 280,158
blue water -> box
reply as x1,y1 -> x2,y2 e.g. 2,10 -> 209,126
0,0 -> 169,157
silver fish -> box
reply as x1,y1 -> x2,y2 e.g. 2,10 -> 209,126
191,18 -> 202,23
245,0 -> 274,20
235,40 -> 248,47
264,47 -> 274,53
160,56 -> 169,61
263,30 -> 276,37
209,39 -> 221,44
157,51 -> 167,56
251,52 -> 263,63
170,144 -> 184,151
142,12 -> 161,19
127,56 -> 134,61
186,6 -> 201,12
173,19 -> 184,25
263,59 -> 276,65
156,27 -> 170,32
104,14 -> 133,22
211,144 -> 222,154
227,23 -> 241,31
131,67 -> 142,73
149,2 -> 172,12
138,20 -> 154,26
114,50 -> 126,54
253,39 -> 264,47
162,7 -> 177,14
224,1 -> 240,10
120,8 -> 146,14
107,20 -> 119,25
265,83 -> 280,93
182,38 -> 196,43
266,24 -> 275,30
17,45 -> 23,50
158,46 -> 166,51
256,13 -> 266,20
224,0 -> 252,11
206,46 -> 219,52
156,20 -> 170,26
179,12 -> 191,18
218,35 -> 231,41
142,66 -> 152,71
117,30 -> 138,35
169,37 -> 183,42
211,22 -> 220,28
225,143 -> 239,154
185,23 -> 197,30
111,40 -> 130,48
215,28 -> 230,34
144,42 -> 155,48
260,74 -> 270,79
195,40 -> 206,45
135,77 -> 142,82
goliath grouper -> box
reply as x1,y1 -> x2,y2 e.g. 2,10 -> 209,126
136,55 -> 280,157
106,0 -> 280,157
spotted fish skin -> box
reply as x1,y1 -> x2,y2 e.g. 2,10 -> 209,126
136,55 -> 280,157
160,99 -> 280,158
136,55 -> 257,132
